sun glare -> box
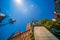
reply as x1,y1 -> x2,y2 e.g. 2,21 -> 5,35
15,0 -> 23,5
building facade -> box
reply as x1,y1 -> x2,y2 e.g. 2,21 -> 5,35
54,0 -> 60,19
8,23 -> 32,40
54,12 -> 60,19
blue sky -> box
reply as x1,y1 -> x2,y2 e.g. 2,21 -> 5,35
0,0 -> 54,40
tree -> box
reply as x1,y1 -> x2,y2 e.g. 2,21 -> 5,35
32,20 -> 38,26
30,32 -> 35,40
37,18 -> 49,25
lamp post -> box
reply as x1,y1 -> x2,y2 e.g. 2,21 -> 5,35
0,9 -> 16,26
0,13 -> 16,26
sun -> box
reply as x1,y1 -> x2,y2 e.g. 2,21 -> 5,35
15,0 -> 23,5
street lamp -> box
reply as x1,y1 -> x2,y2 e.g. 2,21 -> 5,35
0,13 -> 16,26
